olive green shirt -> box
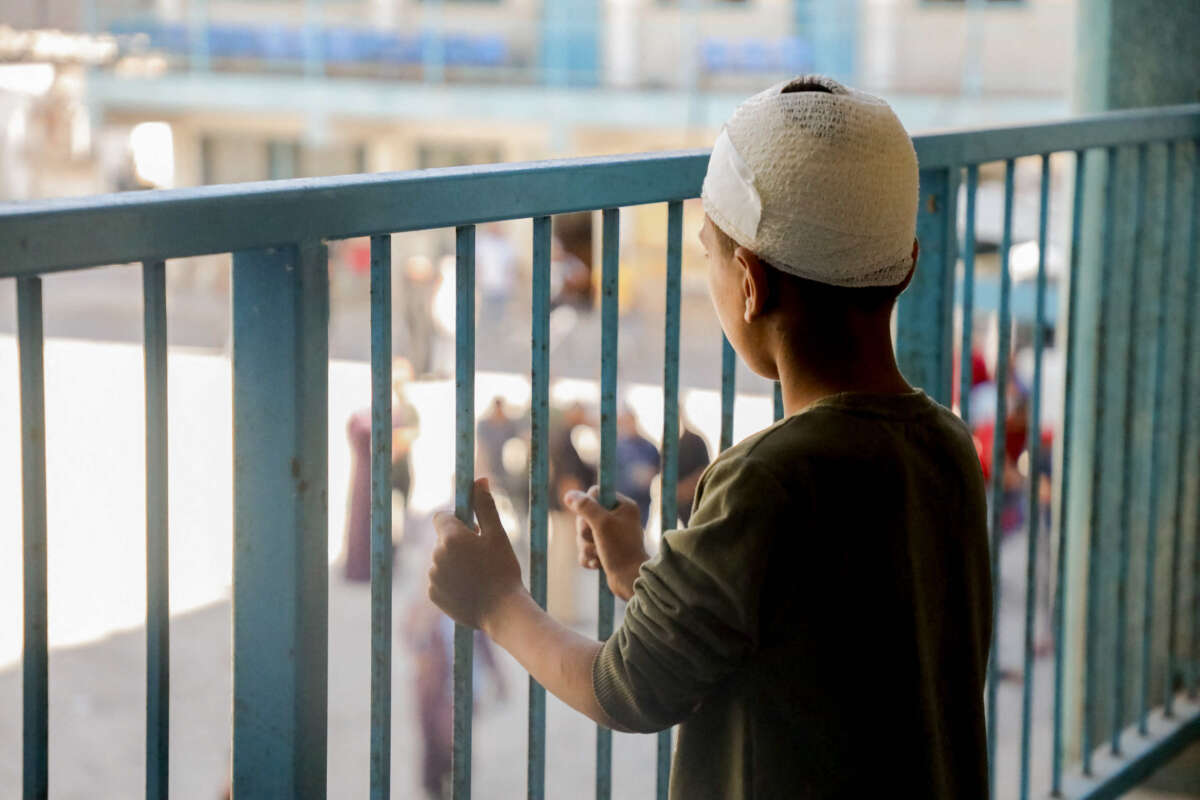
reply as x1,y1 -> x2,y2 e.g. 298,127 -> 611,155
592,390 -> 991,799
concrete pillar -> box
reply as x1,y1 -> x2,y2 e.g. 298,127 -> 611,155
1062,0 -> 1200,766
605,0 -> 642,89
796,0 -> 859,84
542,0 -> 600,87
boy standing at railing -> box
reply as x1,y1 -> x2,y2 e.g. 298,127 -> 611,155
426,75 -> 991,798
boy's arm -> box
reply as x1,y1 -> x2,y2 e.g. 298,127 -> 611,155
433,457 -> 783,736
482,590 -> 630,732
429,479 -> 629,731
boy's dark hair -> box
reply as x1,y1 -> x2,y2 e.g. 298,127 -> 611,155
780,77 -> 836,95
709,223 -> 907,314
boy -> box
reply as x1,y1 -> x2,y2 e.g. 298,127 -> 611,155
428,75 -> 991,798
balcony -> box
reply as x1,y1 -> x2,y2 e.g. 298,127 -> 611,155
2,104 -> 1200,797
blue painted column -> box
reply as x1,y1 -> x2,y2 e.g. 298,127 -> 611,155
896,166 -> 957,406
304,0 -> 325,79
422,0 -> 445,84
188,0 -> 209,72
1063,0 -> 1200,769
541,0 -> 600,87
231,243 -> 329,799
795,0 -> 859,83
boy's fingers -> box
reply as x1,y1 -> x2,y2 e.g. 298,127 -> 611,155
564,488 -> 610,526
433,511 -> 469,539
472,477 -> 505,539
614,493 -> 641,515
575,514 -> 594,543
576,528 -> 597,557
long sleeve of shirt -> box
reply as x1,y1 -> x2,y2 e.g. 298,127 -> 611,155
592,455 -> 788,732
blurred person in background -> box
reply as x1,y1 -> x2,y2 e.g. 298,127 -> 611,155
546,402 -> 596,621
476,395 -> 529,535
429,254 -> 459,379
675,415 -> 711,526
549,234 -> 592,311
342,358 -> 420,582
475,223 -> 518,327
390,358 -> 421,530
401,255 -> 441,377
549,402 -> 596,511
952,341 -> 991,416
615,405 -> 660,527
404,505 -> 508,800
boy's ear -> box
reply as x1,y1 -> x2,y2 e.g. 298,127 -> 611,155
733,246 -> 769,322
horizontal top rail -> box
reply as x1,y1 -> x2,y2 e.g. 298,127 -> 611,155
1,103 -> 1198,277
914,102 -> 1200,169
0,151 -> 709,276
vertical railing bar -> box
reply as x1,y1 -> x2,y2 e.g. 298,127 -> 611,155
1083,146 -> 1120,775
528,216 -> 551,800
1052,148 -> 1087,795
1184,140 -> 1200,702
1113,143 -> 1148,756
18,276 -> 48,800
1139,142 -> 1176,734
960,164 -> 979,425
1019,153 -> 1051,800
143,259 -> 170,800
773,382 -> 783,422
597,207 -> 619,800
453,224 -> 476,800
719,336 -> 735,451
369,235 -> 393,800
986,157 -> 1016,794
1166,142 -> 1198,716
657,200 -> 683,800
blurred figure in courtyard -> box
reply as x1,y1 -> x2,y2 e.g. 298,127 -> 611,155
675,415 -> 712,526
615,405 -> 660,527
475,223 -> 518,327
429,254 -> 459,379
401,255 -> 441,377
341,358 -> 420,582
476,396 -> 529,534
549,235 -> 592,311
404,507 -> 508,800
547,402 -> 596,621
972,370 -> 1055,680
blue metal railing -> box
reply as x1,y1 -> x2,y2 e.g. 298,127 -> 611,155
4,103 -> 1200,799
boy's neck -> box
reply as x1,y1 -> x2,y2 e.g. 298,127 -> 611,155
773,313 -> 913,417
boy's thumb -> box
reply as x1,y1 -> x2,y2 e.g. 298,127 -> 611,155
472,478 -> 505,539
564,489 -> 606,525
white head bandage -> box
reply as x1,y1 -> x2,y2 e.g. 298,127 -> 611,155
701,75 -> 919,287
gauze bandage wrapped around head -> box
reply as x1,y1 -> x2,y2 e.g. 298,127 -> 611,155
701,75 -> 919,288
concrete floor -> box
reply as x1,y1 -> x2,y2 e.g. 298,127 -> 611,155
1127,740 -> 1200,798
